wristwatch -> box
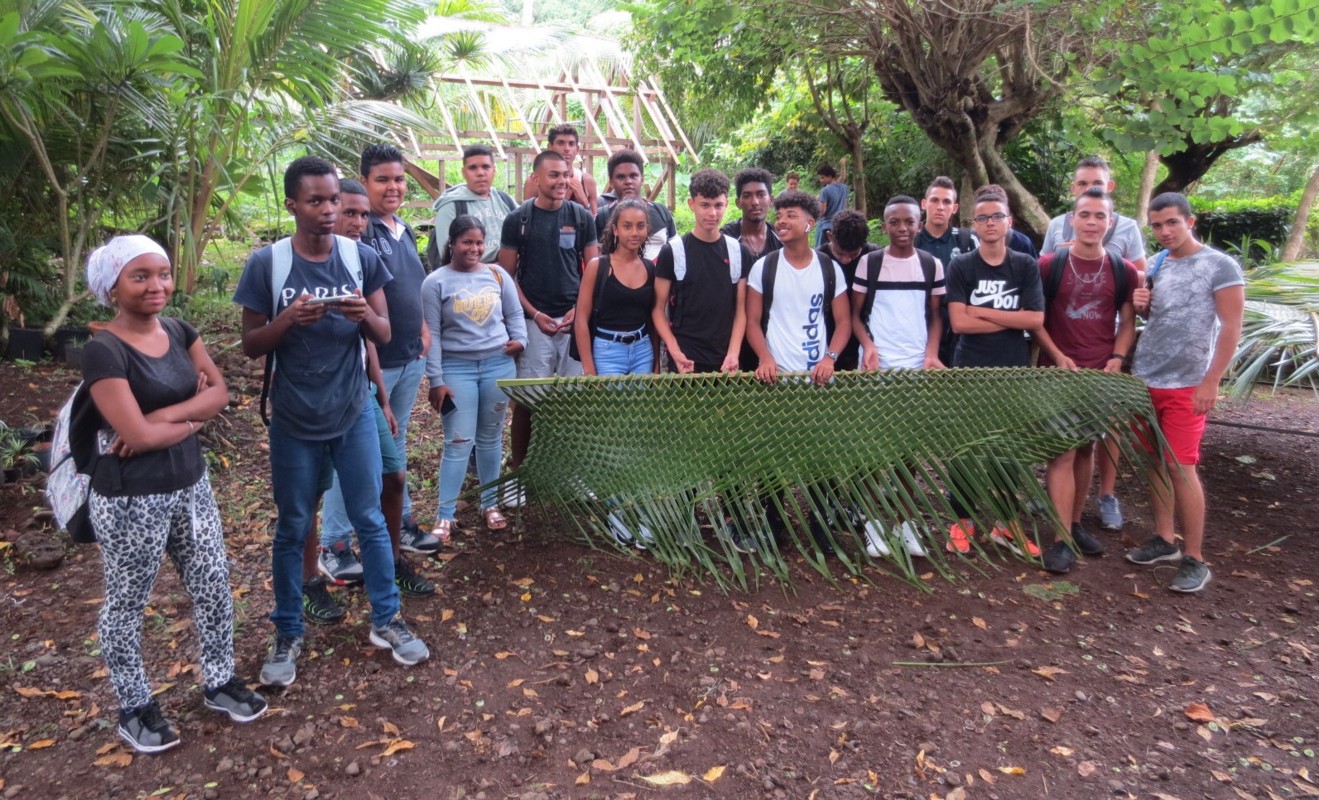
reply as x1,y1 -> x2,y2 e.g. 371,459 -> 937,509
825,351 -> 839,361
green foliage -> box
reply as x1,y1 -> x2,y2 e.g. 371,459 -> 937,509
1190,194 -> 1297,259
498,370 -> 1165,589
1226,261 -> 1319,399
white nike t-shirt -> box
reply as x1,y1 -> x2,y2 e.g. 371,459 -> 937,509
748,252 -> 847,373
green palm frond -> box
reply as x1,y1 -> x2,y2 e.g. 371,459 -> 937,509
1226,261 -> 1319,400
496,369 -> 1165,591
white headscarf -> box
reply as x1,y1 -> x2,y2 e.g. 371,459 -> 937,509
86,235 -> 169,307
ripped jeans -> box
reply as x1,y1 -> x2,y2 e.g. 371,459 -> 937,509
436,354 -> 517,520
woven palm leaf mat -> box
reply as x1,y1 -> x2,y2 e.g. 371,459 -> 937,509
496,369 -> 1164,589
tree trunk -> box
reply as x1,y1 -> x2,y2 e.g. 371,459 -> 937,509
1136,149 -> 1160,226
850,138 -> 867,217
1282,162 -> 1319,263
1154,131 -> 1263,195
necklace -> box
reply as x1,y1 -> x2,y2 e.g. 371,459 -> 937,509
1068,252 -> 1105,288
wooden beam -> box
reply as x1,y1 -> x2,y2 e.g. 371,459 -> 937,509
646,78 -> 697,164
437,74 -> 661,96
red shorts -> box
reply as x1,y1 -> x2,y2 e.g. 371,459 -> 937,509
1137,386 -> 1206,466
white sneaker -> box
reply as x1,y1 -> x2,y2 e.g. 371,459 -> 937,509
500,479 -> 525,508
864,520 -> 927,558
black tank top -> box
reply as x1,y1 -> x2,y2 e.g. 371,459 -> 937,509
593,256 -> 655,332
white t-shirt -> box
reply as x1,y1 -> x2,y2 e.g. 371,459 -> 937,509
748,252 -> 847,373
852,250 -> 945,370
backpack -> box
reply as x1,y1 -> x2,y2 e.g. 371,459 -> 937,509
757,250 -> 837,343
259,236 -> 363,425
45,383 -> 99,543
666,234 -> 743,328
511,198 -> 591,271
1147,249 -> 1169,286
953,226 -> 973,255
857,247 -> 940,332
427,190 -> 518,269
1043,245 -> 1130,311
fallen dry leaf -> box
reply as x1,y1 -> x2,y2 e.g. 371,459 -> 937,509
575,771 -> 590,785
1031,666 -> 1067,681
746,614 -> 759,630
591,758 -> 616,772
585,668 -> 599,685
1184,702 -> 1215,723
640,770 -> 692,786
659,729 -> 679,746
1040,707 -> 1063,724
288,768 -> 305,783
972,616 -> 988,630
494,651 -> 515,660
94,751 -> 132,768
28,739 -> 55,750
620,701 -> 645,716
1211,770 -> 1233,783
381,739 -> 415,757
1050,746 -> 1074,757
703,765 -> 726,782
617,747 -> 641,769
1078,761 -> 1097,777
382,720 -> 401,736
339,716 -> 359,728
997,766 -> 1025,776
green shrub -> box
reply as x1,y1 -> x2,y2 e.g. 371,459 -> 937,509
1190,195 -> 1294,263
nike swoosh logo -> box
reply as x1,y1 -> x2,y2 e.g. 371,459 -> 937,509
969,287 -> 1019,306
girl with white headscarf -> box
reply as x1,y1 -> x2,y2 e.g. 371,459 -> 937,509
81,236 -> 267,753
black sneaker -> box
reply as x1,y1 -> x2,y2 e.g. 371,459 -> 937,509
399,520 -> 442,554
302,576 -> 345,624
1070,522 -> 1105,557
204,677 -> 269,723
1126,535 -> 1182,565
118,699 -> 180,754
1042,540 -> 1076,574
395,557 -> 436,597
808,517 -> 837,557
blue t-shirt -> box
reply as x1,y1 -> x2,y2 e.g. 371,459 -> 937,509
364,214 -> 426,369
819,183 -> 848,227
233,241 -> 391,440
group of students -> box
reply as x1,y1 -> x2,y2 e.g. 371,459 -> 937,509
74,127 -> 1241,755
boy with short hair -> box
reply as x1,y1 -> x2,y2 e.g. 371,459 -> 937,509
785,172 -> 801,192
1125,192 -> 1244,593
234,157 -> 429,687
942,184 -> 1045,556
652,169 -> 752,374
522,124 -> 598,214
1042,156 -> 1149,530
814,164 -> 848,247
1032,188 -> 1139,574
594,148 -> 676,260
916,176 -> 978,368
432,144 -> 518,264
849,195 -> 947,558
817,210 -> 878,371
500,150 -> 599,484
721,168 -> 782,260
319,145 -> 439,579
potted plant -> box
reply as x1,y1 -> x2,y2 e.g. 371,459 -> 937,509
61,335 -> 87,369
0,426 -> 41,484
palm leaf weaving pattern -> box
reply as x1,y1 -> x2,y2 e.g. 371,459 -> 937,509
498,369 -> 1164,589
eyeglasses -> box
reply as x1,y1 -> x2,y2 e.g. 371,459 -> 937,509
973,212 -> 1009,224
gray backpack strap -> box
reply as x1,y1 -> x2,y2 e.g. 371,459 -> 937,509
669,233 -> 687,281
723,235 -> 742,283
272,238 -> 294,314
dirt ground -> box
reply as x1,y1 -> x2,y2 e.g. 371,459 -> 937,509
1,347 -> 1317,800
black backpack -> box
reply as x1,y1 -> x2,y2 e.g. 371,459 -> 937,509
567,255 -> 655,362
856,247 -> 940,331
511,198 -> 591,270
426,189 -> 518,269
758,250 -> 837,342
1043,245 -> 1130,311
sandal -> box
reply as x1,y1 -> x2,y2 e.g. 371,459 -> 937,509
432,519 -> 453,545
483,507 -> 508,531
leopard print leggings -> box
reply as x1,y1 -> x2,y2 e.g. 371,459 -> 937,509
91,475 -> 235,712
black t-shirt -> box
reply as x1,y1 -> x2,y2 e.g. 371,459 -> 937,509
502,200 -> 597,317
364,215 -> 425,369
655,234 -> 753,369
593,255 -> 655,332
815,243 -> 879,371
721,220 -> 783,259
82,318 -> 207,497
944,250 -> 1043,368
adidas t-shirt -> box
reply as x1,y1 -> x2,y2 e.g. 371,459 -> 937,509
853,250 -> 946,370
748,252 -> 846,373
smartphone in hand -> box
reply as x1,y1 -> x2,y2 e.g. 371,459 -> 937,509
440,395 -> 457,415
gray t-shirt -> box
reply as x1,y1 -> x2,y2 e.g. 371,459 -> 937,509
421,264 -> 528,386
433,186 -> 518,263
1132,246 -> 1244,389
233,242 -> 391,440
1041,213 -> 1147,264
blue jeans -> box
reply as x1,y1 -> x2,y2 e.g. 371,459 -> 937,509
592,327 -> 652,376
436,355 -> 516,520
322,357 -> 425,545
269,404 -> 398,637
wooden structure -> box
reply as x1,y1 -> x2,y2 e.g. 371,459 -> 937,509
403,58 -> 694,217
